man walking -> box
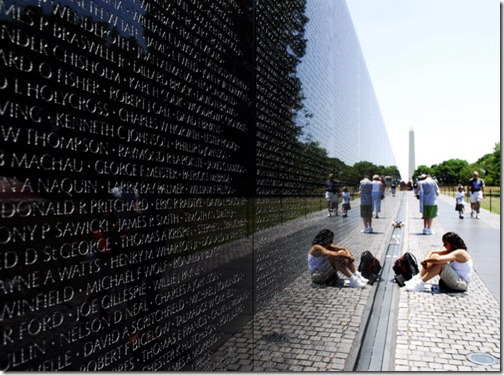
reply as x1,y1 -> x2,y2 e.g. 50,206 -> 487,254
467,171 -> 485,219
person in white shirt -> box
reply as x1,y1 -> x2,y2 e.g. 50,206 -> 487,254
371,175 -> 382,218
405,232 -> 473,292
419,174 -> 439,235
341,186 -> 351,217
455,185 -> 466,219
467,171 -> 485,219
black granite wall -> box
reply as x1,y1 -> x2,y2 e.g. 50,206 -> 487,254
0,0 -> 329,371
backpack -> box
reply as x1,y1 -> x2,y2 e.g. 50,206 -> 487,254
393,252 -> 420,286
358,251 -> 382,285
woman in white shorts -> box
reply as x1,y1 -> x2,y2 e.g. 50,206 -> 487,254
404,232 -> 472,292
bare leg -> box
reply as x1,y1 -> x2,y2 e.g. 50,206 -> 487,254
348,262 -> 357,274
420,263 -> 443,282
330,258 -> 354,278
426,218 -> 433,229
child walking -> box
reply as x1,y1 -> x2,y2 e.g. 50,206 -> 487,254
455,185 -> 465,219
342,187 -> 351,217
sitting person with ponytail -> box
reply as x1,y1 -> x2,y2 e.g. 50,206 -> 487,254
308,229 -> 368,288
405,232 -> 473,292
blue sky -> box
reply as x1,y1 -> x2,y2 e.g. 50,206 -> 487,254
345,0 -> 500,180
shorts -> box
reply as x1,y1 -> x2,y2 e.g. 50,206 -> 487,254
423,205 -> 438,219
360,204 -> 372,218
325,192 -> 337,202
310,262 -> 336,284
470,191 -> 483,203
440,263 -> 468,291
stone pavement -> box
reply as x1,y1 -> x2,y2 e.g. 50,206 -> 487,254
395,192 -> 501,371
202,190 -> 501,371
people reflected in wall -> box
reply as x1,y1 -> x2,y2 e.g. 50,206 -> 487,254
341,186 -> 351,217
308,229 -> 368,288
371,175 -> 382,219
359,176 -> 373,233
325,173 -> 339,217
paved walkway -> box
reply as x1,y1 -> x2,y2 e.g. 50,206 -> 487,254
201,190 -> 501,371
396,192 -> 500,371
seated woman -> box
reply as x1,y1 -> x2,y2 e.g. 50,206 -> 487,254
405,232 -> 473,292
308,229 -> 368,287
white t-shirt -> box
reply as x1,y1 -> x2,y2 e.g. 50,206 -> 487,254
455,191 -> 465,205
342,192 -> 350,204
371,181 -> 382,193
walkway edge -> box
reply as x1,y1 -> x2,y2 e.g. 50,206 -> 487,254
344,195 -> 403,371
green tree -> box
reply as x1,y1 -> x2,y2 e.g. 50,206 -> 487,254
431,159 -> 469,185
412,165 -> 434,181
382,165 -> 401,180
473,142 -> 500,185
327,157 -> 351,184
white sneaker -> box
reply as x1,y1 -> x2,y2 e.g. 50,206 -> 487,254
355,272 -> 369,284
368,227 -> 373,233
404,278 -> 426,292
349,276 -> 366,288
476,213 -> 480,219
404,274 -> 420,287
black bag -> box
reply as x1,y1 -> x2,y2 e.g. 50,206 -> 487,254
393,252 -> 420,287
358,251 -> 382,285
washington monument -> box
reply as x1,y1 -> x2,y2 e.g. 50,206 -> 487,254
408,127 -> 415,180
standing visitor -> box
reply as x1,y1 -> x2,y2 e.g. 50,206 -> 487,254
419,174 -> 439,235
325,173 -> 339,217
371,175 -> 382,218
416,174 -> 427,215
467,171 -> 485,219
455,185 -> 466,219
342,187 -> 351,217
359,176 -> 373,233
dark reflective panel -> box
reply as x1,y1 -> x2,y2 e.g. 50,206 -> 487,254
0,0 -> 398,372
0,0 -> 254,371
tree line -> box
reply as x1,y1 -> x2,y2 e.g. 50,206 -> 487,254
325,158 -> 401,190
319,141 -> 500,191
412,142 -> 500,186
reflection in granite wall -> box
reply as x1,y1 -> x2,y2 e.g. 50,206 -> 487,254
0,0 -> 256,371
297,0 -> 396,167
254,0 -> 328,309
